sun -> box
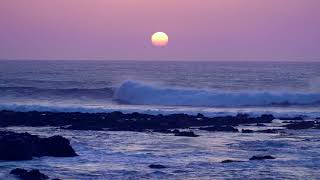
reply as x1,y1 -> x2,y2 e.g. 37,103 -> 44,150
151,32 -> 169,47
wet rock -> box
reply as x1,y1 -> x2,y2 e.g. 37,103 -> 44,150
37,135 -> 78,157
10,168 -> 49,180
0,110 -> 275,132
241,129 -> 254,133
279,117 -> 303,121
153,129 -> 179,134
149,164 -> 167,169
62,124 -> 103,131
0,132 -> 34,160
0,131 -> 77,161
256,129 -> 281,134
199,125 -> 238,132
10,168 -> 28,176
258,114 -> 275,122
249,155 -> 275,160
174,131 -> 199,137
221,159 -> 244,163
285,121 -> 314,130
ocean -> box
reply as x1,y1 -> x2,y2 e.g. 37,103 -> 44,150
0,60 -> 319,117
1,60 -> 320,179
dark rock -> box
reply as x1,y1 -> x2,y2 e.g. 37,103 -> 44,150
241,129 -> 254,133
62,125 -> 103,131
249,155 -> 275,160
0,131 -> 77,161
196,113 -> 204,118
37,135 -> 78,157
10,168 -> 49,180
0,132 -> 34,160
174,131 -> 199,137
199,125 -> 238,132
221,159 -> 244,163
0,110 -> 276,132
279,117 -> 303,121
259,114 -> 275,122
256,129 -> 281,133
285,121 -> 314,130
153,129 -> 179,134
149,164 -> 167,169
10,168 -> 28,176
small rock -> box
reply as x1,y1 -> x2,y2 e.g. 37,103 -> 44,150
256,129 -> 281,134
241,129 -> 254,133
221,159 -> 243,163
249,155 -> 275,160
149,164 -> 167,169
174,131 -> 199,137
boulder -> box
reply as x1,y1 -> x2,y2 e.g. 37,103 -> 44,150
36,135 -> 78,157
0,132 -> 34,160
0,131 -> 77,161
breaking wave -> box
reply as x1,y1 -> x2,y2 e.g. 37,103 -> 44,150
115,81 -> 320,107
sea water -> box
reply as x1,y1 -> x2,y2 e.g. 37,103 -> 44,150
0,60 -> 319,117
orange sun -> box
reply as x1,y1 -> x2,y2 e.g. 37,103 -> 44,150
151,32 -> 169,47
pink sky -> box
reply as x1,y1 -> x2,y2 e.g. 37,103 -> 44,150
0,0 -> 319,61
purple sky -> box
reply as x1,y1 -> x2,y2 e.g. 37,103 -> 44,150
0,0 -> 319,61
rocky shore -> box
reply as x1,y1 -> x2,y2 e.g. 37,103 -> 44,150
0,110 -> 319,134
0,110 -> 319,179
0,110 -> 275,130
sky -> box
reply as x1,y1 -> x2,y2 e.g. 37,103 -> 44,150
0,0 -> 319,61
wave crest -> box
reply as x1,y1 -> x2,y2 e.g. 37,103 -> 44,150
115,81 -> 320,107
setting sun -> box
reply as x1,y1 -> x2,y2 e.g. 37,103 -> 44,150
151,32 -> 169,47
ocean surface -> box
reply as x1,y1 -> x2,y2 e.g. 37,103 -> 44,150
1,60 -> 320,180
0,60 -> 319,117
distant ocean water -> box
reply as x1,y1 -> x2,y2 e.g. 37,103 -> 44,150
0,60 -> 319,117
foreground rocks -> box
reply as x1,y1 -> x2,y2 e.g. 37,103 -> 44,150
10,168 -> 49,180
0,110 -> 276,132
0,131 -> 77,161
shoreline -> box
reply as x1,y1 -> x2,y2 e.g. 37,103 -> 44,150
0,110 -> 319,132
1,110 -> 320,179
